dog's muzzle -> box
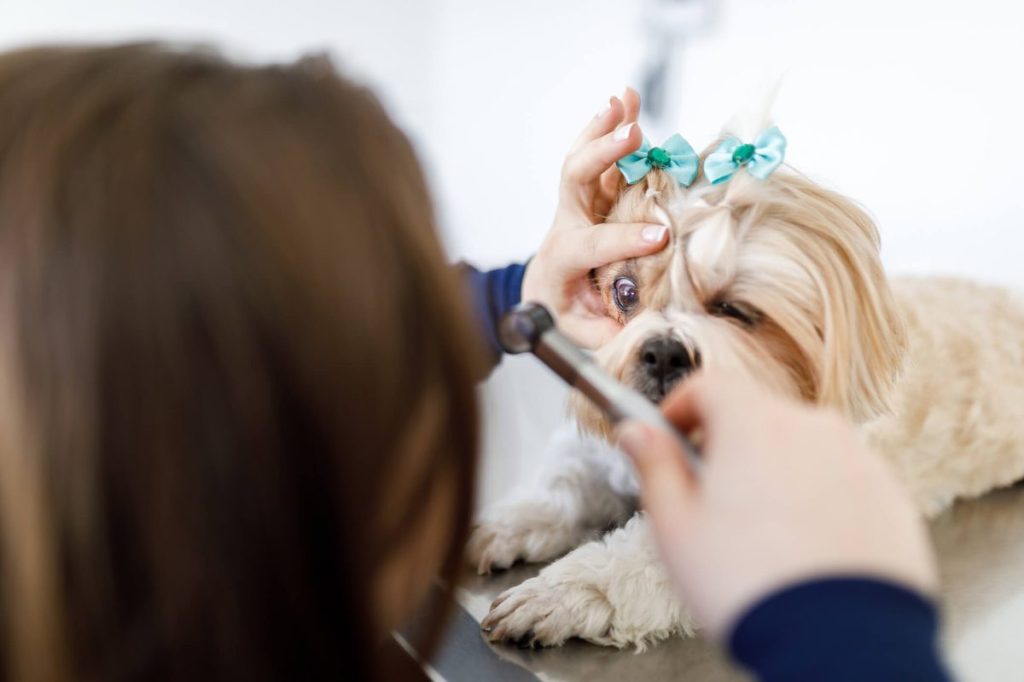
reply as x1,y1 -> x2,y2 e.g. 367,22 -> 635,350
635,337 -> 698,402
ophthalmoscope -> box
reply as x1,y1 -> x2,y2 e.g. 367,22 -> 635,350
498,302 -> 702,475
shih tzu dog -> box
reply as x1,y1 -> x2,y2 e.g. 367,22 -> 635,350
468,106 -> 1024,649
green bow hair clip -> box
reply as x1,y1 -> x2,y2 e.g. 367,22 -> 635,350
703,126 -> 787,184
616,134 -> 700,187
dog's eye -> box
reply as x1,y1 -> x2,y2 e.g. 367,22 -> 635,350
612,277 -> 639,313
711,300 -> 757,326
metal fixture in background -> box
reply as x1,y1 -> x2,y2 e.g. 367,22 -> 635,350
639,0 -> 720,127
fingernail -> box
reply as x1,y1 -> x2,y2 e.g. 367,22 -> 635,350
595,98 -> 612,119
613,122 -> 636,142
641,224 -> 668,243
616,420 -> 651,457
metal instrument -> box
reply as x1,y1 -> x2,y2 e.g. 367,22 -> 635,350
499,302 -> 702,475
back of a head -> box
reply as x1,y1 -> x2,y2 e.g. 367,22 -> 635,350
0,43 -> 480,680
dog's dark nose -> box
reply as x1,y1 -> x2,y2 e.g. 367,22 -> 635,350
639,337 -> 693,393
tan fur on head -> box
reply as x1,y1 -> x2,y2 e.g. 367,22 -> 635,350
574,157 -> 908,438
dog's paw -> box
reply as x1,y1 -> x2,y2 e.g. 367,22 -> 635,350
480,575 -> 615,648
466,504 -> 586,575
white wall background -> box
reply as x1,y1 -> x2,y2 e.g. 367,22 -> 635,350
2,0 -> 1022,500
5,0 -> 1021,281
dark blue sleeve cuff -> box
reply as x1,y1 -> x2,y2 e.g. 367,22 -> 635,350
459,262 -> 526,370
729,577 -> 952,682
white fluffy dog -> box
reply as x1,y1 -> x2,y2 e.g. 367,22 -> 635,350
468,110 -> 1024,650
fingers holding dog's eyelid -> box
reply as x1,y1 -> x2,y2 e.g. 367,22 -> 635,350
571,221 -> 668,270
559,223 -> 637,272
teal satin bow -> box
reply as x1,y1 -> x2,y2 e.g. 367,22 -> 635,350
616,134 -> 699,187
703,126 -> 787,184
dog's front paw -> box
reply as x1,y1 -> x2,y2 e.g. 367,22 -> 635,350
480,575 -> 614,648
467,503 -> 586,575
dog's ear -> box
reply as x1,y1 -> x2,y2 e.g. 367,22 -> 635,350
793,181 -> 908,422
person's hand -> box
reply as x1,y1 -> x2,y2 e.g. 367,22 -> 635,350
521,88 -> 669,349
615,373 -> 938,639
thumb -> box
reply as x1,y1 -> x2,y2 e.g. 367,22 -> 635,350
616,420 -> 697,536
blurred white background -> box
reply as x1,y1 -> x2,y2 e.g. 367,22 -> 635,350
2,2 -> 1021,676
4,0 -> 1022,277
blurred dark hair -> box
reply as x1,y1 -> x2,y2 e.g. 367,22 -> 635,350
0,43 -> 481,681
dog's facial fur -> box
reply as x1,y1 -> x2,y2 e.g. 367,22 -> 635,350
574,159 -> 908,438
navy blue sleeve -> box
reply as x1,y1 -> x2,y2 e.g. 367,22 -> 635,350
728,577 -> 953,682
460,262 -> 526,369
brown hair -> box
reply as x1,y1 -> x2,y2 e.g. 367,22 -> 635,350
0,43 -> 481,680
